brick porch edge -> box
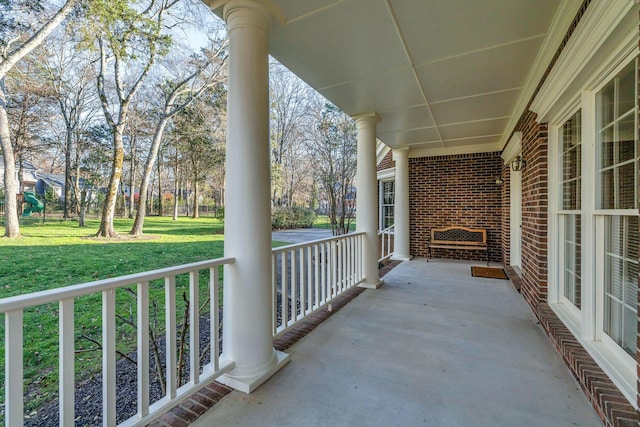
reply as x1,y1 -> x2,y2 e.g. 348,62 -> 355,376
147,261 -> 401,427
536,304 -> 637,427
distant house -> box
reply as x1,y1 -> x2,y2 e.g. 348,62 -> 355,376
36,172 -> 66,198
0,156 -> 38,193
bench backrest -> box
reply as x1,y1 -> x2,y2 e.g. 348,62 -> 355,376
430,226 -> 486,246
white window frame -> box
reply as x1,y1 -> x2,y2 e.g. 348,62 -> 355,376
548,51 -> 639,407
378,179 -> 395,231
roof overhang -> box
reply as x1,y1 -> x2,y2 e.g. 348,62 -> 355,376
207,0 -> 584,156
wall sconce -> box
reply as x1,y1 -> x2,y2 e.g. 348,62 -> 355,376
495,177 -> 504,186
511,155 -> 526,172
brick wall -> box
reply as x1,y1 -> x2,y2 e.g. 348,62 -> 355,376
408,152 -> 503,263
637,9 -> 639,413
377,150 -> 394,171
501,164 -> 511,265
515,111 -> 549,309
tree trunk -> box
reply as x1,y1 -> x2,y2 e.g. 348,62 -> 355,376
17,159 -> 24,194
172,177 -> 179,220
96,131 -> 124,237
63,130 -> 72,219
120,180 -> 129,218
74,149 -> 83,225
128,138 -> 136,219
0,83 -> 20,237
79,189 -> 87,227
186,182 -> 191,218
192,181 -> 199,219
157,153 -> 162,216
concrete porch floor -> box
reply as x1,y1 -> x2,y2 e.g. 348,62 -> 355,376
193,259 -> 602,427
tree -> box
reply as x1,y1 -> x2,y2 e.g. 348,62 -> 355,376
129,39 -> 227,235
269,61 -> 310,207
42,28 -> 99,219
6,55 -> 57,191
84,0 -> 174,237
0,0 -> 81,237
306,101 -> 357,235
172,95 -> 225,219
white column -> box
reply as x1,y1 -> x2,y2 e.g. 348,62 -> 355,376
355,113 -> 383,289
219,0 -> 288,393
392,147 -> 411,261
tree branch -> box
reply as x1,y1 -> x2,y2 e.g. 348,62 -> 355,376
0,0 -> 80,78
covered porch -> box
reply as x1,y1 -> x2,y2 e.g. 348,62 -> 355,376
1,0 -> 637,426
193,259 -> 601,426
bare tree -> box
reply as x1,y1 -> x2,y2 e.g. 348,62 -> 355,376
269,61 -> 310,207
0,0 -> 80,237
43,28 -> 99,219
6,56 -> 57,190
129,40 -> 227,235
306,101 -> 357,235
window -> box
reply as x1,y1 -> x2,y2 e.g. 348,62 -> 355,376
379,180 -> 394,229
597,59 -> 639,358
559,110 -> 582,309
603,215 -> 638,356
549,55 -> 638,406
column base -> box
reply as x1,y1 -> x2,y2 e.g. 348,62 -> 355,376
217,349 -> 290,393
358,279 -> 383,289
391,254 -> 412,261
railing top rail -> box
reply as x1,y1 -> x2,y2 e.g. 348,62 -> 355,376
378,224 -> 395,234
272,231 -> 365,254
0,256 -> 235,313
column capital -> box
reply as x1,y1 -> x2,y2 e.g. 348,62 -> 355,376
353,112 -> 380,129
392,147 -> 409,160
222,0 -> 281,33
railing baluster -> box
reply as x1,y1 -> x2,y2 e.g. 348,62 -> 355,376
320,243 -> 327,304
281,250 -> 288,328
307,245 -> 313,315
298,248 -> 305,319
291,250 -> 297,324
358,234 -> 363,282
337,240 -> 342,293
211,267 -> 220,371
314,244 -> 320,309
346,237 -> 352,288
272,254 -> 277,335
137,282 -> 150,417
59,299 -> 74,427
165,276 -> 177,399
189,271 -> 200,385
331,241 -> 337,300
5,310 -> 23,427
102,289 -> 116,426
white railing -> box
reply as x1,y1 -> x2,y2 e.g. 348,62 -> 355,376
379,224 -> 395,262
0,257 -> 235,427
271,232 -> 365,337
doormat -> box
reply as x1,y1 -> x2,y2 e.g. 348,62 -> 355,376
471,266 -> 509,280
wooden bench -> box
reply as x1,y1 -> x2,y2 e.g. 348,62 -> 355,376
427,226 -> 488,265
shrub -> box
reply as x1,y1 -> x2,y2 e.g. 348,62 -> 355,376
271,206 -> 316,230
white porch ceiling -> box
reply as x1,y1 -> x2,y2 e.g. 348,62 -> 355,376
211,0 -> 571,155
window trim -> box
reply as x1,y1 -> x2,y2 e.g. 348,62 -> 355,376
547,53 -> 638,408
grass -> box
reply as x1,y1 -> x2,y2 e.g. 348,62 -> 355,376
0,216 -> 232,415
312,214 -> 356,231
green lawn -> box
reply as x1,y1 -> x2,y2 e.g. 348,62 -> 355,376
0,216 -> 232,414
312,214 -> 356,231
